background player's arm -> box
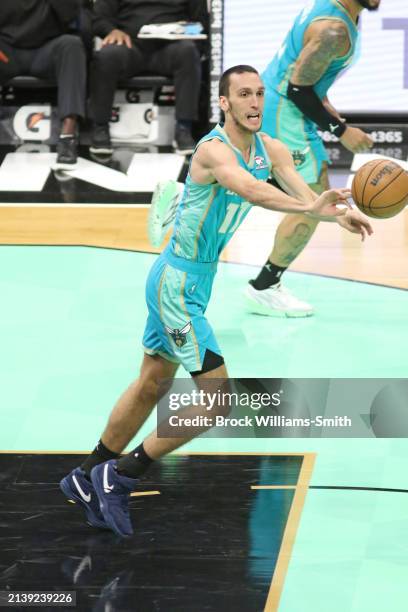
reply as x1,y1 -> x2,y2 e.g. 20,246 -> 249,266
264,135 -> 373,239
291,20 -> 350,85
191,139 -> 348,217
322,96 -> 344,122
289,20 -> 373,152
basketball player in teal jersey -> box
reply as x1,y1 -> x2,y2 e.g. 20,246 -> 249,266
150,0 -> 379,317
60,66 -> 371,537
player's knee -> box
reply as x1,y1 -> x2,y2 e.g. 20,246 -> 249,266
194,376 -> 233,420
137,378 -> 161,406
210,379 -> 234,419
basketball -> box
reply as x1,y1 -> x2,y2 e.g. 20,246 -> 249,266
351,159 -> 408,219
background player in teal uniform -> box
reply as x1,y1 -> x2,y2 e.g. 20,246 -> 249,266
246,0 -> 380,316
60,65 -> 371,538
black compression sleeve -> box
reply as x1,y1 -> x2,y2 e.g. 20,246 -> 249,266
287,81 -> 347,137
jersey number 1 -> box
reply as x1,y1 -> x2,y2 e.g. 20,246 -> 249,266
219,202 -> 251,234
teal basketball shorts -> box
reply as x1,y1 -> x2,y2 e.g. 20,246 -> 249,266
142,247 -> 223,374
261,88 -> 329,185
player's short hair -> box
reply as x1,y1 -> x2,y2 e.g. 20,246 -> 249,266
219,65 -> 259,97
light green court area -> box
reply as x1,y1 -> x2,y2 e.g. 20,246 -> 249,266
1,245 -> 407,611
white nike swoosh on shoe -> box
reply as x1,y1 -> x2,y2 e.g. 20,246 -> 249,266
103,463 -> 114,494
73,555 -> 92,584
73,474 -> 91,503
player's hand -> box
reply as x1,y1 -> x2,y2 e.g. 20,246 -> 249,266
340,126 -> 374,153
102,29 -> 132,48
309,188 -> 351,217
336,209 -> 374,241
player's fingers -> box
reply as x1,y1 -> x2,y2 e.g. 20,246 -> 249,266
364,221 -> 374,235
336,188 -> 352,198
324,188 -> 350,202
336,195 -> 352,209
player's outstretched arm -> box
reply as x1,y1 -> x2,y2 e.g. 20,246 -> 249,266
263,136 -> 372,238
191,139 -> 345,217
264,135 -> 349,221
264,136 -> 320,202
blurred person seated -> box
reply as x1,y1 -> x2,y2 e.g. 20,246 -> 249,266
90,0 -> 208,156
0,0 -> 87,169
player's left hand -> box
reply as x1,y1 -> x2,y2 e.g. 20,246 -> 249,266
337,209 -> 374,241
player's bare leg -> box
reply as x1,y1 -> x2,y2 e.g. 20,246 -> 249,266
143,363 -> 229,459
245,163 -> 329,317
268,163 -> 329,266
90,363 -> 230,536
100,353 -> 179,453
59,353 -> 178,529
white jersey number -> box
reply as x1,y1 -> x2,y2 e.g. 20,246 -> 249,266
219,202 -> 251,234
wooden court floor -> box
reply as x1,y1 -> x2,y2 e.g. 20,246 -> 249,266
0,204 -> 407,288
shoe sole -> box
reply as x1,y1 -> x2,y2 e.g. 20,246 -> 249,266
90,467 -> 133,538
243,295 -> 314,318
89,146 -> 113,154
59,478 -> 108,529
52,162 -> 78,171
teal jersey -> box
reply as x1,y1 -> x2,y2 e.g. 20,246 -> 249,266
262,0 -> 359,99
169,124 -> 271,263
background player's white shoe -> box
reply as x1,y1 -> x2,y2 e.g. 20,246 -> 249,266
148,180 -> 184,247
244,283 -> 314,318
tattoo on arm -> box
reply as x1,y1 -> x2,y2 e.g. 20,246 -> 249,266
292,23 -> 350,85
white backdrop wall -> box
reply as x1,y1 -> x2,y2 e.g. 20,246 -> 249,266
223,0 -> 408,114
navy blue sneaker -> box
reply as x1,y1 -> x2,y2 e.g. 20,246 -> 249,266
91,460 -> 138,538
60,467 -> 108,529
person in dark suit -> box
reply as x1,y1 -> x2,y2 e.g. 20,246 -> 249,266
90,0 -> 208,155
0,0 -> 87,168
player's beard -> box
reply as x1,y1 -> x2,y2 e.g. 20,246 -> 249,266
227,102 -> 260,134
356,0 -> 380,10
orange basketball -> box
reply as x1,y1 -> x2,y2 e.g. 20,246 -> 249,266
351,159 -> 408,219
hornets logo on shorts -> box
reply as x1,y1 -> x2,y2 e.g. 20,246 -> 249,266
165,322 -> 192,347
291,149 -> 306,167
